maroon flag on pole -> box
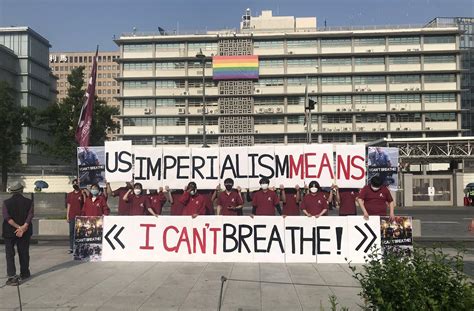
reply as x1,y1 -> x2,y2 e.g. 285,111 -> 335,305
75,47 -> 98,147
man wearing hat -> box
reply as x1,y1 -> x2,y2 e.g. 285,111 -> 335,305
2,182 -> 34,286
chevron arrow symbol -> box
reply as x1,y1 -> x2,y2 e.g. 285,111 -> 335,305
355,223 -> 377,253
105,224 -> 125,250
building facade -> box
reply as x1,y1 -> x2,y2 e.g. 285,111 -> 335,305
0,27 -> 57,164
115,10 -> 464,147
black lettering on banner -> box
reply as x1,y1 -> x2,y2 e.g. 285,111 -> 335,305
300,227 -> 316,256
192,156 -> 205,179
177,156 -> 190,179
248,153 -> 259,178
105,152 -> 119,173
134,156 -> 147,180
223,223 -> 238,252
253,224 -> 267,253
207,156 -> 218,180
234,154 -> 247,178
267,225 -> 285,253
238,224 -> 252,253
258,154 -> 275,179
275,154 -> 289,178
317,226 -> 331,255
147,157 -> 162,180
163,156 -> 177,179
221,155 -> 237,179
286,226 -> 299,254
112,151 -> 133,173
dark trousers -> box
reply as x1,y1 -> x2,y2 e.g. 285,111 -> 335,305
4,236 -> 30,277
69,220 -> 75,250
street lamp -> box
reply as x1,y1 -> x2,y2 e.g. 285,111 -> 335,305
196,48 -> 208,147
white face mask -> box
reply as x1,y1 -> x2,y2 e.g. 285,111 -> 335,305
134,189 -> 142,195
190,190 -> 197,196
261,184 -> 269,190
371,186 -> 380,191
310,187 -> 318,193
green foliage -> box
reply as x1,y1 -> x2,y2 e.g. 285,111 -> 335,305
0,81 -> 34,191
35,66 -> 119,164
349,247 -> 474,311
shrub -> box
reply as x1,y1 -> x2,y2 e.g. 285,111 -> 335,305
349,247 -> 474,310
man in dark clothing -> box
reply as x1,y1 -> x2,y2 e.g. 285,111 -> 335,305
2,182 -> 34,286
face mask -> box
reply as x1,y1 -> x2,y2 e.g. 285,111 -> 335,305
73,185 -> 80,191
225,185 -> 233,191
91,189 -> 99,196
371,186 -> 380,191
190,190 -> 196,196
261,184 -> 269,190
134,189 -> 142,195
310,187 -> 318,193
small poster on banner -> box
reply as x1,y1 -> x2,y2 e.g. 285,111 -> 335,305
367,147 -> 399,191
380,216 -> 413,255
73,216 -> 103,261
77,146 -> 105,188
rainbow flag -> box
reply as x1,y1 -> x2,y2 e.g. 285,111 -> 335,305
212,55 -> 259,80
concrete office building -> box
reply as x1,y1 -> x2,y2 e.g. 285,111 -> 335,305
114,10 -> 464,147
0,27 -> 57,164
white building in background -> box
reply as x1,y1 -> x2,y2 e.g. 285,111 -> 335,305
114,9 -> 463,147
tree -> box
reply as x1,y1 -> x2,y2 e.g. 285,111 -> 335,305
0,81 -> 33,191
37,66 -> 120,164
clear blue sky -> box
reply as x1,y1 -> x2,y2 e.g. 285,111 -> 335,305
0,0 -> 471,52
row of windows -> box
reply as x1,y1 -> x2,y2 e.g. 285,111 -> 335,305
123,117 -> 219,126
50,55 -> 118,64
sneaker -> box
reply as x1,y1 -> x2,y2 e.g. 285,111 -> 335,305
19,273 -> 31,281
5,276 -> 19,286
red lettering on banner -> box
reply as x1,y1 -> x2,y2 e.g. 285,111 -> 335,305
318,153 -> 334,179
140,223 -> 156,250
177,227 -> 192,254
163,226 -> 179,252
209,227 -> 222,254
351,155 -> 365,180
289,155 -> 304,178
304,153 -> 317,178
193,228 -> 206,254
337,155 -> 350,180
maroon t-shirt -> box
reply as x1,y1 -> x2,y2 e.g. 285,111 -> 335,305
218,190 -> 244,216
199,190 -> 215,215
170,191 -> 184,216
357,185 -> 393,216
339,189 -> 359,216
252,190 -> 279,216
282,189 -> 300,216
180,192 -> 207,216
301,192 -> 328,216
127,194 -> 150,216
82,196 -> 110,217
66,191 -> 83,220
112,187 -> 132,215
148,192 -> 167,215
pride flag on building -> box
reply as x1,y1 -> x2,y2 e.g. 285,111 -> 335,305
212,55 -> 259,80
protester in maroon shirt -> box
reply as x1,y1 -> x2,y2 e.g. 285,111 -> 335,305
106,181 -> 133,215
251,178 -> 281,216
123,183 -> 150,216
180,182 -> 207,217
147,186 -> 173,217
170,190 -> 185,215
217,178 -> 244,216
198,188 -> 217,215
82,184 -> 110,217
280,184 -> 301,216
334,185 -> 359,216
66,179 -> 84,252
301,181 -> 328,218
357,176 -> 395,220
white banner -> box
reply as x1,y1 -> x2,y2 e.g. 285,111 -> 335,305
191,147 -> 220,189
162,147 -> 191,190
335,145 -> 367,188
134,147 -> 163,189
101,216 -> 381,263
105,141 -> 133,182
219,147 -> 249,189
304,144 -> 334,187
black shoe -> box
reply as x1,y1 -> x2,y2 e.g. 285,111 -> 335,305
5,276 -> 19,286
19,273 -> 30,281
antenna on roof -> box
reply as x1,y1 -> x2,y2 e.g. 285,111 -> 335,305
132,27 -> 137,35
242,8 -> 251,29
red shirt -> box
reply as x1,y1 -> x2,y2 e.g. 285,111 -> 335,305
127,193 -> 150,216
66,191 -> 83,220
218,190 -> 244,216
112,187 -> 132,215
199,190 -> 215,215
339,189 -> 359,216
252,190 -> 280,216
301,192 -> 328,216
82,196 -> 110,217
179,192 -> 207,216
357,185 -> 393,216
148,192 -> 167,215
170,191 -> 184,216
282,189 -> 300,216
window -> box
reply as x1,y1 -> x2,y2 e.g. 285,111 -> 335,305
124,63 -> 153,70
124,44 -> 153,51
424,93 -> 456,102
389,56 -> 420,64
254,97 -> 284,106
390,113 -> 421,122
388,36 -> 420,45
321,96 -> 351,105
123,136 -> 153,145
321,58 -> 351,65
287,97 -> 305,105
254,135 -> 284,144
354,95 -> 386,104
156,117 -> 185,126
321,38 -> 351,47
424,74 -> 456,83
156,136 -> 186,145
156,62 -> 185,70
123,117 -> 153,126
322,134 -> 353,143
287,116 -> 305,124
389,75 -> 420,84
124,81 -> 154,88
354,76 -> 385,84
254,40 -> 284,49
156,98 -> 185,107
188,117 -> 217,125
155,43 -> 182,50
287,40 -> 317,48
188,61 -> 211,68
424,36 -> 455,44
287,58 -> 317,67
98,82 -> 102,86
156,80 -> 178,88
287,77 -> 317,85
259,59 -> 284,67
389,94 -> 421,103
354,37 -> 385,45
425,113 -> 456,121
355,57 -> 384,65
188,42 -> 217,51
287,134 -> 307,143
355,114 -> 387,122
321,114 -> 352,123
255,78 -> 284,86
321,76 -> 351,85
424,55 -> 456,63
254,117 -> 284,125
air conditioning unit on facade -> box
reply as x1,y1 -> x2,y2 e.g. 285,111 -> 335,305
178,108 -> 185,114
276,107 -> 283,113
366,49 -> 373,53
255,89 -> 261,93
288,51 -> 294,54
267,108 -> 274,113
209,130 -> 214,134
182,91 -> 188,95
144,108 -> 152,114
258,108 -> 264,113
255,130 -> 259,133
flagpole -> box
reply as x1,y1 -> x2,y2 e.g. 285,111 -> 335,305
305,75 -> 312,144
